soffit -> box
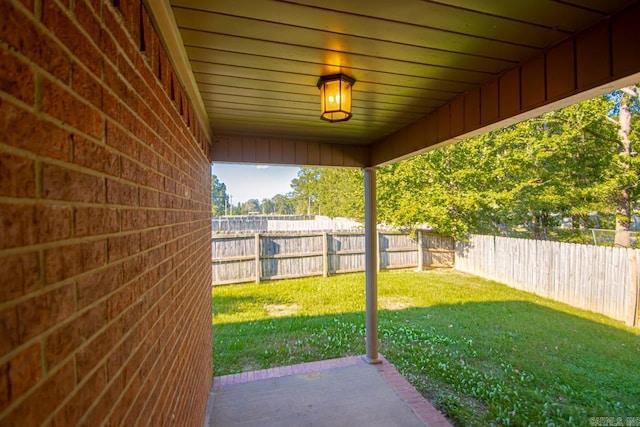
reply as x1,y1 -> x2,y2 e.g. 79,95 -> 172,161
168,0 -> 635,145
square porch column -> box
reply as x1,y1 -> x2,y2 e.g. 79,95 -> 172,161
364,167 -> 381,364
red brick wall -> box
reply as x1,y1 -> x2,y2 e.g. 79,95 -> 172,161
0,0 -> 213,425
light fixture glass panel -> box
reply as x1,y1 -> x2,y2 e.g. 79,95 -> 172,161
317,74 -> 355,123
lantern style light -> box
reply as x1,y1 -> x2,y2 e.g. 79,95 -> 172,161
317,74 -> 355,122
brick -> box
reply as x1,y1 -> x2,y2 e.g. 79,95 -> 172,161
106,282 -> 136,321
18,0 -> 35,12
35,204 -> 73,244
141,5 -> 154,57
0,152 -> 36,197
1,361 -> 74,427
117,46 -> 149,102
120,156 -> 147,185
0,102 -> 71,161
42,78 -> 104,140
140,228 -> 161,251
51,365 -> 106,427
45,240 -> 106,284
76,319 -> 121,381
146,209 -> 164,227
3,343 -> 42,411
146,170 -> 164,191
74,206 -> 119,237
105,120 -> 138,158
0,48 -> 34,104
0,361 -> 7,413
0,2 -> 71,82
0,204 -> 72,250
0,308 -> 19,358
120,208 -> 146,231
103,60 -> 136,113
42,162 -> 105,203
45,301 -> 107,369
139,188 -> 158,207
107,233 -> 140,262
42,0 -> 102,77
104,2 -> 137,64
121,0 -> 142,50
17,284 -> 75,342
71,61 -> 103,109
106,178 -> 138,205
73,0 -> 102,47
79,365 -> 123,426
73,135 -> 120,176
0,251 -> 40,304
76,264 -> 122,309
138,145 -> 158,169
106,327 -> 137,381
108,368 -> 140,426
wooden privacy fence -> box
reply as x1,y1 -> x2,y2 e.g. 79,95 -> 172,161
212,231 -> 455,285
455,235 -> 640,326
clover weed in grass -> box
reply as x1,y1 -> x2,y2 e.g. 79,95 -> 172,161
212,270 -> 640,426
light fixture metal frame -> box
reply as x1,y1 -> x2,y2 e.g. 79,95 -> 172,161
317,73 -> 356,123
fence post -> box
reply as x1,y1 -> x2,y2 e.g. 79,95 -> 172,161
255,233 -> 261,284
322,232 -> 329,278
627,249 -> 638,327
416,230 -> 423,271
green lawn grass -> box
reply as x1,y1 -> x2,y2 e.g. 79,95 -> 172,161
212,270 -> 640,426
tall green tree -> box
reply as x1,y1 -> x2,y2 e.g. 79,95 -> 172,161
377,95 -> 618,239
272,194 -> 295,215
290,168 -> 320,215
211,174 -> 229,216
241,199 -> 260,215
605,85 -> 640,247
316,168 -> 364,220
378,133 -> 504,237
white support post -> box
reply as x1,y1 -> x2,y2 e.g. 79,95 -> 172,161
364,168 -> 380,364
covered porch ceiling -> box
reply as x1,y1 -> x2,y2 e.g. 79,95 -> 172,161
150,0 -> 640,168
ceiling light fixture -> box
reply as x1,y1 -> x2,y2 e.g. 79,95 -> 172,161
317,74 -> 355,122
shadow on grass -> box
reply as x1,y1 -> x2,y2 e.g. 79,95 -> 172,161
213,300 -> 640,426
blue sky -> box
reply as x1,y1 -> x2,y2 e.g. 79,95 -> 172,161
211,164 -> 300,204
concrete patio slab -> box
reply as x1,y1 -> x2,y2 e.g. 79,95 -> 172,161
207,355 -> 451,427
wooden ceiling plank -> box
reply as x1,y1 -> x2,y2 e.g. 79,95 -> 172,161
284,0 -> 570,46
171,0 -> 542,60
179,29 -> 494,84
185,46 -> 475,93
172,7 -> 518,73
203,97 -> 421,124
197,84 -> 435,114
436,0 -> 607,31
190,61 -> 457,101
194,76 -> 445,110
208,111 -> 405,134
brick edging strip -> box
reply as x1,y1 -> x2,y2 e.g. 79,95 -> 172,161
375,355 -> 452,427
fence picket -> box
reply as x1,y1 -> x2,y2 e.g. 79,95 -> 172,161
455,235 -> 635,324
213,231 -> 454,286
